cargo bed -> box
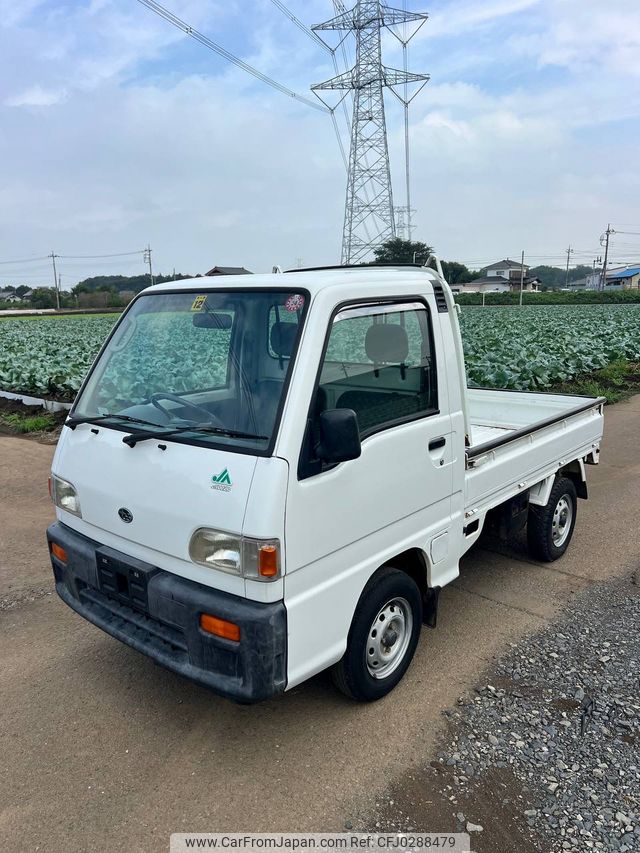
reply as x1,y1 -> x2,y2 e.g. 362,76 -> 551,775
467,387 -> 605,454
464,387 -> 605,514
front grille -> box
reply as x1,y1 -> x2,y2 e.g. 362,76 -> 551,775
77,583 -> 188,659
96,549 -> 157,613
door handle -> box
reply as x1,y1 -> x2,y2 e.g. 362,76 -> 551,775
428,436 -> 446,451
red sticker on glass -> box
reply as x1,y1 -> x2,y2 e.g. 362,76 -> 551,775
284,294 -> 305,312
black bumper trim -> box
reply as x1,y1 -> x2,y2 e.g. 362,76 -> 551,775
47,522 -> 287,703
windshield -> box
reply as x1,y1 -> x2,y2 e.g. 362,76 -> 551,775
73,289 -> 308,452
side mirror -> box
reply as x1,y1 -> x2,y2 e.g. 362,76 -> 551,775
317,408 -> 361,464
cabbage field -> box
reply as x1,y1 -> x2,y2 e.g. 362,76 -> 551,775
1,305 -> 640,401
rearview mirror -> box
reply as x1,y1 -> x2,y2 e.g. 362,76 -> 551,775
317,409 -> 361,464
192,312 -> 232,330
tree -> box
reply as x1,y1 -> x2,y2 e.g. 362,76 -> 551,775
74,272 -> 193,294
373,238 -> 434,265
440,260 -> 481,285
30,288 -> 57,309
530,264 -> 594,290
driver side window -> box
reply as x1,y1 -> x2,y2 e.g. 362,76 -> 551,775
299,301 -> 438,479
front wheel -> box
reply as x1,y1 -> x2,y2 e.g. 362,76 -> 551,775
331,567 -> 423,701
527,476 -> 577,562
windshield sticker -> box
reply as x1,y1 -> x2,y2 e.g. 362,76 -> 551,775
191,295 -> 207,311
284,293 -> 305,312
211,468 -> 232,492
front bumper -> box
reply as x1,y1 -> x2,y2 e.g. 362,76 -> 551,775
47,522 -> 287,703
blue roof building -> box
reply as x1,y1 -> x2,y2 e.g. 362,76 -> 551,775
605,265 -> 640,289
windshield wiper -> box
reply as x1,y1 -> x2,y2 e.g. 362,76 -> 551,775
66,413 -> 162,430
122,423 -> 268,448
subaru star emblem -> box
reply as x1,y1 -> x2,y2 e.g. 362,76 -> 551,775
118,507 -> 133,523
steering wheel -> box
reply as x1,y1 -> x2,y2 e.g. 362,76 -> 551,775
150,392 -> 224,427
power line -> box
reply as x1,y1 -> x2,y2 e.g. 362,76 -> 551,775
0,255 -> 49,266
268,0 -> 330,53
135,0 -> 329,114
58,250 -> 145,259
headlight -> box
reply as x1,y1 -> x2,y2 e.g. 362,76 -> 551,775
188,530 -> 241,575
50,474 -> 82,517
189,529 -> 281,580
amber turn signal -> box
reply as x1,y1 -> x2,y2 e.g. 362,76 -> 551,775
258,545 -> 279,577
51,542 -> 68,564
199,613 -> 241,642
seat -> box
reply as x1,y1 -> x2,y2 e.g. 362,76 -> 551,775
336,389 -> 421,432
250,321 -> 299,431
334,322 -> 416,432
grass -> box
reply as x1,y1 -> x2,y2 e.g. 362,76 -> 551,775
0,412 -> 58,433
551,359 -> 640,404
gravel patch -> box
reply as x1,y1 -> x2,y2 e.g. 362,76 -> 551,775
0,585 -> 53,612
361,572 -> 640,852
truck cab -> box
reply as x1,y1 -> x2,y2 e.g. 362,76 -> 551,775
47,265 -> 604,702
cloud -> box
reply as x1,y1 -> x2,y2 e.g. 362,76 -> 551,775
426,0 -> 543,37
4,85 -> 67,107
512,0 -> 640,77
0,0 -> 639,283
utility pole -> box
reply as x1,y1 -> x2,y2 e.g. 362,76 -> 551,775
600,224 -> 614,291
519,250 -> 525,307
592,256 -> 602,290
49,251 -> 60,311
143,245 -> 153,286
312,2 -> 429,264
565,245 -> 574,289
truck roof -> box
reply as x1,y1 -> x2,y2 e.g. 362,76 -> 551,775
144,265 -> 442,298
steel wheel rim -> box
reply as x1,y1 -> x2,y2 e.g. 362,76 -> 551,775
365,597 -> 413,679
552,494 -> 573,547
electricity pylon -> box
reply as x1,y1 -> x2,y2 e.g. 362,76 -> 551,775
312,1 -> 429,264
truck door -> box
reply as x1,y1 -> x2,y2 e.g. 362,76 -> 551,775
283,297 -> 454,688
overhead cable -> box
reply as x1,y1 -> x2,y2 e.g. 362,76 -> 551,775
135,0 -> 329,114
58,251 -> 145,259
268,0 -> 331,53
0,255 -> 49,266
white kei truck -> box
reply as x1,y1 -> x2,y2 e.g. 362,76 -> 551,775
47,263 -> 605,703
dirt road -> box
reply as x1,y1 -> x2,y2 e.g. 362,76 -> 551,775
1,398 -> 638,852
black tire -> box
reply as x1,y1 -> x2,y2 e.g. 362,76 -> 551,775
527,476 -> 578,562
331,567 -> 423,701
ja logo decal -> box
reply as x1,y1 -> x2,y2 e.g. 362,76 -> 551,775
211,468 -> 232,492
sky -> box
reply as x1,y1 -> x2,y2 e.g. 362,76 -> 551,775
1,0 -> 639,287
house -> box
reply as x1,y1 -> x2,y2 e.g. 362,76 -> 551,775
605,265 -> 640,290
204,266 -> 253,276
457,258 -> 540,294
0,289 -> 21,303
458,276 -> 511,294
584,272 -> 602,290
483,259 -> 530,282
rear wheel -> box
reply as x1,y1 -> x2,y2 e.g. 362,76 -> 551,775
527,476 -> 577,562
331,567 -> 422,701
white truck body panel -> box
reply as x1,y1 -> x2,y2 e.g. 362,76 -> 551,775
465,388 -> 603,512
47,266 -> 605,700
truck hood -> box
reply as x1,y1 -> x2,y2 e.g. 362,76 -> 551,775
52,425 -> 257,589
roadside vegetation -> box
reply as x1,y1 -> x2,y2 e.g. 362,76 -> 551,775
455,290 -> 640,306
0,398 -> 65,436
550,358 -> 640,404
